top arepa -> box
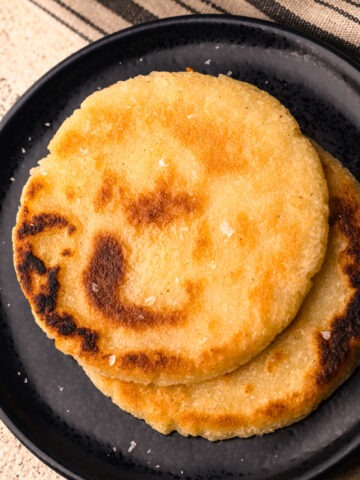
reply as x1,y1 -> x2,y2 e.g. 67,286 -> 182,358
13,72 -> 329,385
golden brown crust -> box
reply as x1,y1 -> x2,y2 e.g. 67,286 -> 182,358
13,72 -> 329,385
84,147 -> 360,440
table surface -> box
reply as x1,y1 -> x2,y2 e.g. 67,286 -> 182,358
0,1 -> 359,479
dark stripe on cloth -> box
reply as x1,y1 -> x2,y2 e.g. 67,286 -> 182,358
198,0 -> 230,14
245,0 -> 360,64
97,0 -> 157,23
313,0 -> 360,26
53,0 -> 110,35
342,0 -> 360,8
171,0 -> 201,15
28,0 -> 92,42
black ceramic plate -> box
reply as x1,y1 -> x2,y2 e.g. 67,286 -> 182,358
0,15 -> 359,480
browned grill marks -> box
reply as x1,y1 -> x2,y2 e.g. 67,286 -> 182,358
16,213 -> 71,239
83,233 -> 183,329
316,195 -> 360,386
126,187 -> 200,227
16,247 -> 99,353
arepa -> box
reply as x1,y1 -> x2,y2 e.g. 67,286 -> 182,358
13,72 -> 328,385
85,147 -> 360,439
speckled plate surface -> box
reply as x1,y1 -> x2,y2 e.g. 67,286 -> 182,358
0,15 -> 359,480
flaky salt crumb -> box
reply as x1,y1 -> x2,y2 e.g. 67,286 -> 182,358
17,371 -> 21,376
21,147 -> 26,154
24,378 -> 28,384
321,331 -> 331,340
145,296 -> 156,306
91,282 -> 99,292
80,147 -> 88,155
108,355 -> 116,366
147,449 -> 151,454
204,59 -> 211,65
58,386 -> 64,392
66,409 -> 70,414
180,471 -> 184,475
128,440 -> 137,453
113,446 -> 117,452
44,122 -> 51,127
215,45 -> 220,49
139,57 -> 143,62
155,465 -> 160,469
220,220 -> 235,237
159,158 -> 168,167
7,303 -> 11,307
226,71 -> 233,76
28,136 -> 32,141
10,177 -> 15,182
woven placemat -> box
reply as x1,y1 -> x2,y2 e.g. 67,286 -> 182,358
0,1 -> 359,479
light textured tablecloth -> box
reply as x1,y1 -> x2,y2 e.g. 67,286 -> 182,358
0,1 -> 359,479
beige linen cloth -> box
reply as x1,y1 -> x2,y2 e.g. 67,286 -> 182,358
0,0 -> 359,479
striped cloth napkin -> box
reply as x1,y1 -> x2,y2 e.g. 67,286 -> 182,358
0,1 -> 359,479
25,0 -> 360,61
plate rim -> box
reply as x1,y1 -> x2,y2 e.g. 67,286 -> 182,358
0,13 -> 360,480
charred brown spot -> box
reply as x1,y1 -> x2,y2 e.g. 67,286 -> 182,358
77,328 -> 99,352
44,311 -> 98,353
34,267 -> 60,315
67,225 -> 76,235
94,176 -> 114,212
316,195 -> 360,386
61,248 -> 72,257
16,213 -> 71,240
27,181 -> 43,199
46,313 -> 77,336
17,247 -> 47,293
17,248 -> 98,353
126,187 -> 201,227
83,233 -> 183,329
316,291 -> 360,386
